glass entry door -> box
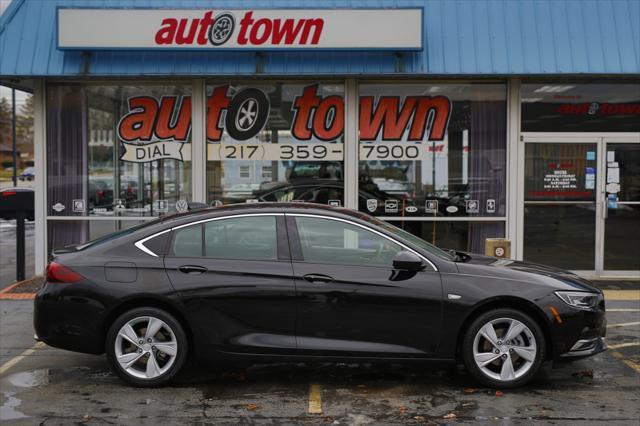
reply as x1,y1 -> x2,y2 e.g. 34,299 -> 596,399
523,142 -> 599,271
601,139 -> 640,275
522,135 -> 640,278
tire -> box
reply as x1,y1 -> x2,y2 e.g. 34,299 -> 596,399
225,88 -> 270,140
106,307 -> 188,387
462,308 -> 545,388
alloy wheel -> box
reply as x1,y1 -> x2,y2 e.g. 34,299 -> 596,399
472,317 -> 537,382
114,316 -> 178,380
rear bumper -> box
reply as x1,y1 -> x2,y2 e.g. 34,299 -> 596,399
34,282 -> 106,355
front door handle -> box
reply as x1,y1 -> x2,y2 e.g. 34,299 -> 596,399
303,273 -> 334,283
178,265 -> 207,274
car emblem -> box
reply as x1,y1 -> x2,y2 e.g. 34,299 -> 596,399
328,200 -> 341,207
175,199 -> 189,213
384,200 -> 399,214
72,199 -> 85,213
446,205 -> 458,213
154,200 -> 168,212
52,202 -> 65,212
405,206 -> 418,213
486,199 -> 496,214
366,199 -> 377,212
425,200 -> 438,213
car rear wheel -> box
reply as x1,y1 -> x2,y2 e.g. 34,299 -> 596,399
106,307 -> 187,387
462,308 -> 545,388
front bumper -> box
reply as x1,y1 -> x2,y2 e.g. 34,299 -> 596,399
559,337 -> 607,360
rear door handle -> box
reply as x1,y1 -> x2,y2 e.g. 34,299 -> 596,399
178,265 -> 207,274
303,273 -> 334,283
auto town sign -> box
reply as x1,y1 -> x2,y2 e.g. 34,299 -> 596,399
117,85 -> 452,163
57,8 -> 423,50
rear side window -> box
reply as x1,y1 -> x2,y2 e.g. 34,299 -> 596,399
205,216 -> 277,260
171,226 -> 202,257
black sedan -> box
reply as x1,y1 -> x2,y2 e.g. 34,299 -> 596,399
34,203 -> 606,388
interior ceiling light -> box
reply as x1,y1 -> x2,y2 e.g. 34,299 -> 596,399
533,85 -> 576,93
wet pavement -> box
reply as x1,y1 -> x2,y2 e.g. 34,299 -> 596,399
0,220 -> 35,288
1,299 -> 639,425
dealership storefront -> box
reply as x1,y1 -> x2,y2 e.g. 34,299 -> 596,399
1,1 -> 638,278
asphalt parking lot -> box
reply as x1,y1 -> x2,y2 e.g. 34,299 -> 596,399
1,292 -> 638,425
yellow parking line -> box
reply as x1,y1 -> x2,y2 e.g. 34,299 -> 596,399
0,342 -> 45,376
603,290 -> 640,301
611,351 -> 640,374
308,383 -> 322,414
608,342 -> 640,350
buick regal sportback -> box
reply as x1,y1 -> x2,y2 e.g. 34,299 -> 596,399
34,203 -> 606,388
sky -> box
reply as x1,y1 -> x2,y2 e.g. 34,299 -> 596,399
0,0 -> 30,106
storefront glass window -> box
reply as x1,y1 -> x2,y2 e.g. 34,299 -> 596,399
358,84 -> 507,218
521,83 -> 640,132
388,221 -> 505,254
205,83 -> 344,205
46,84 -> 192,218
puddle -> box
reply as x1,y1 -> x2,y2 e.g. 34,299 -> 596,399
8,369 -> 50,388
1,370 -> 50,421
0,367 -> 95,421
0,391 -> 27,421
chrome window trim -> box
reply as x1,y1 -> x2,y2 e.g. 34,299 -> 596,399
134,213 -> 284,257
134,229 -> 172,257
288,213 -> 439,272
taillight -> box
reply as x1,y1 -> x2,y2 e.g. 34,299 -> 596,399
46,262 -> 84,283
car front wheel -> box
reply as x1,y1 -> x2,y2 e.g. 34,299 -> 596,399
462,308 -> 545,388
106,307 -> 187,387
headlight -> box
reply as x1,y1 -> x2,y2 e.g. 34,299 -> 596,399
555,291 -> 600,310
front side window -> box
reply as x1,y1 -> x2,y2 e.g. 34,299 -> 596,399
204,216 -> 278,260
294,217 -> 402,267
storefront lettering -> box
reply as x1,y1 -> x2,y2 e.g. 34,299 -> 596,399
291,85 -> 344,141
118,96 -> 192,141
359,96 -> 451,141
120,141 -> 186,163
557,102 -> 640,116
155,11 -> 324,47
116,86 -> 453,160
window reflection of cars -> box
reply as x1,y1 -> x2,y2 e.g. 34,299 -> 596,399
253,179 -> 411,215
88,179 -> 114,210
18,167 -> 35,181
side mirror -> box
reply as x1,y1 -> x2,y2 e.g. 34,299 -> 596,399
392,251 -> 425,271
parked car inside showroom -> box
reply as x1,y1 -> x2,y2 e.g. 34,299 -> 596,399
34,203 -> 606,388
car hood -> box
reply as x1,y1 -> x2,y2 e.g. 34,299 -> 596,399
454,252 -> 601,293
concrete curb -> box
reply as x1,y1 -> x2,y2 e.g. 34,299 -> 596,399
0,277 -> 36,300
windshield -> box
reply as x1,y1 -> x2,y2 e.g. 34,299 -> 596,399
370,218 -> 455,261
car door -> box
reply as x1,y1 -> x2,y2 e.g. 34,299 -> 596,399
164,213 -> 297,354
286,214 -> 443,357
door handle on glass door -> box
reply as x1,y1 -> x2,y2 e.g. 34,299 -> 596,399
178,265 -> 208,274
303,274 -> 334,283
